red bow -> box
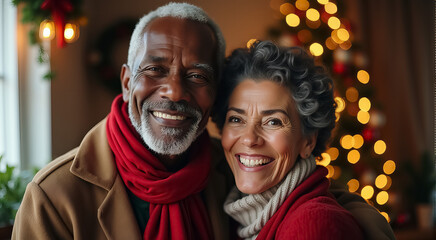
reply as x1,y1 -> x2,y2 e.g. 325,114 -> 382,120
41,0 -> 73,47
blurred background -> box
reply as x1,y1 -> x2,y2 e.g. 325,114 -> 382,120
0,0 -> 434,239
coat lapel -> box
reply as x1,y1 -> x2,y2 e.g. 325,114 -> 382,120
71,118 -> 141,239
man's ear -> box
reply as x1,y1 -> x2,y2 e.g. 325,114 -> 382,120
299,132 -> 318,159
120,64 -> 131,102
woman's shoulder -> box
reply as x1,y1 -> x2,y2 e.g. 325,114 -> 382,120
277,196 -> 364,239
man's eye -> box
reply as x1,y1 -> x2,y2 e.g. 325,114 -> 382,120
187,73 -> 209,84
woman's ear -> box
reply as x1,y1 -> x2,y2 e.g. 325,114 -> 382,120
299,132 -> 318,159
120,64 -> 131,102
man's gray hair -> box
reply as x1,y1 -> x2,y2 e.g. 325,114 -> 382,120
127,2 -> 226,78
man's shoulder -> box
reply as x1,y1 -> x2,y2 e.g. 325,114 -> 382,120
32,148 -> 79,185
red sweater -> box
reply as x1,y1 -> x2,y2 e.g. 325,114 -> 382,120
256,167 -> 364,240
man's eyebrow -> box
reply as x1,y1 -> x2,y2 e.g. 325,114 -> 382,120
193,63 -> 215,76
227,107 -> 245,114
148,55 -> 166,62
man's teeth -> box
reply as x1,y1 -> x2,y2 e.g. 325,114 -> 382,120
239,156 -> 272,167
152,111 -> 186,120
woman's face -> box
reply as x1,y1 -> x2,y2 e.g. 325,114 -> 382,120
221,79 -> 313,194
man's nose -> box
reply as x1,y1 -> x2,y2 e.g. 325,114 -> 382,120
159,74 -> 191,102
240,125 -> 264,147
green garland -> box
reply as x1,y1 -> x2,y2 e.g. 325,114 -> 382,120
11,0 -> 84,80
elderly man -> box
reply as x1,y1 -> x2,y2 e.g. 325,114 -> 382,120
13,3 -> 395,240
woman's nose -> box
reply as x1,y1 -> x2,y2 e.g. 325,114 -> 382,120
240,125 -> 264,147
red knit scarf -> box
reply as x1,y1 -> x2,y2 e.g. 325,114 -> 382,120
106,95 -> 213,240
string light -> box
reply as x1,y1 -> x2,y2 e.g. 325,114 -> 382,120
380,212 -> 391,222
325,37 -> 338,50
337,28 -> 350,41
335,97 -> 346,112
357,110 -> 370,124
345,87 -> 359,102
39,20 -> 55,40
353,134 -> 364,149
317,0 -> 329,5
326,147 -> 339,160
340,135 -> 354,149
375,174 -> 388,189
64,23 -> 79,43
295,0 -> 310,11
317,153 -> 331,166
382,176 -> 392,190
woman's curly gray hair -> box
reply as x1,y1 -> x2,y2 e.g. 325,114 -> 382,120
212,41 -> 336,157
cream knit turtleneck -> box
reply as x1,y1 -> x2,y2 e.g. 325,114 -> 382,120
223,156 -> 316,240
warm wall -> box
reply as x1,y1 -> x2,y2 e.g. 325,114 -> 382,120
50,0 -> 277,158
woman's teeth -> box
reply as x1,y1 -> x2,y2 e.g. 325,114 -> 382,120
152,111 -> 186,120
239,156 -> 272,167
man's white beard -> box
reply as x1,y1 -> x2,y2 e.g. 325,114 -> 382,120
128,99 -> 203,155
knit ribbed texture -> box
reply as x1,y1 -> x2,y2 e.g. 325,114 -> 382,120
223,156 -> 316,240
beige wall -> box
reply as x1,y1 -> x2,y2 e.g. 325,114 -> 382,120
50,0 -> 277,158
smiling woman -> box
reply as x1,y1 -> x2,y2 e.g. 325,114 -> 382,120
212,41 -> 363,240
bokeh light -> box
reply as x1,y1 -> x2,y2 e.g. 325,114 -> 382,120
383,160 -> 396,175
357,110 -> 370,124
358,97 -> 371,112
327,16 -> 341,29
345,87 -> 359,102
317,152 -> 331,166
375,174 -> 388,189
337,28 -> 350,41
295,0 -> 310,11
246,39 -> 257,48
340,135 -> 354,149
374,140 -> 387,155
286,13 -> 300,27
335,96 -> 346,112
347,149 -> 360,164
309,42 -> 324,56
325,2 -> 338,14
306,8 -> 320,21
361,185 -> 374,199
280,3 -> 294,15
357,70 -> 370,84
347,179 -> 359,192
326,147 -> 339,160
376,191 -> 389,205
353,134 -> 364,149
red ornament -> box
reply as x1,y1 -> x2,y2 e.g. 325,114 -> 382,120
41,0 -> 73,47
333,62 -> 346,75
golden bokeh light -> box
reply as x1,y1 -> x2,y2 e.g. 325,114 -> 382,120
358,97 -> 371,112
337,28 -> 350,41
347,179 -> 359,192
340,135 -> 354,149
357,110 -> 370,124
380,212 -> 391,222
325,2 -> 338,14
327,16 -> 341,29
326,165 -> 334,178
375,174 -> 388,189
382,176 -> 392,190
361,185 -> 375,200
383,160 -> 396,175
306,19 -> 321,29
374,140 -> 387,155
309,42 -> 324,56
286,13 -> 300,27
357,70 -> 370,84
332,166 -> 341,180
297,29 -> 312,43
280,3 -> 294,15
325,37 -> 338,50
326,147 -> 339,160
64,23 -> 79,43
317,0 -> 329,4
331,29 -> 343,44
345,87 -> 359,102
306,8 -> 320,21
353,134 -> 364,149
335,97 -> 346,112
347,149 -> 360,164
246,39 -> 257,48
295,0 -> 310,11
376,191 -> 389,205
317,153 -> 331,166
339,40 -> 352,50
335,112 -> 341,122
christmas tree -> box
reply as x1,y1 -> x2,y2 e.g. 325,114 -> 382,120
266,0 -> 395,222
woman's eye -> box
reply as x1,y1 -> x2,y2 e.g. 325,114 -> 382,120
228,116 -> 241,123
266,119 -> 283,126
